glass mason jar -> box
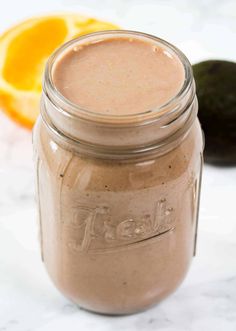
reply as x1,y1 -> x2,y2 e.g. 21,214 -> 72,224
33,31 -> 203,315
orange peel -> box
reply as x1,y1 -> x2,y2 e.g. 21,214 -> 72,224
0,14 -> 119,128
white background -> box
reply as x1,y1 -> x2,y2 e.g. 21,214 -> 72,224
0,1 -> 236,330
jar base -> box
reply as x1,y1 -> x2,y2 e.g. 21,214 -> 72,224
68,283 -> 183,316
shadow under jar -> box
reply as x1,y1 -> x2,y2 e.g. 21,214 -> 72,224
33,31 -> 203,315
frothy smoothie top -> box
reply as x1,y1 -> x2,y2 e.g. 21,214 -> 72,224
52,36 -> 185,116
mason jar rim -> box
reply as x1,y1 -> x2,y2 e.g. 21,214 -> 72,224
43,30 -> 194,125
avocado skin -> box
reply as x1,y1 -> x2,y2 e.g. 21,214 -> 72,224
193,60 -> 236,165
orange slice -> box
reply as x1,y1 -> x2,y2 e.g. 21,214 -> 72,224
0,14 -> 119,128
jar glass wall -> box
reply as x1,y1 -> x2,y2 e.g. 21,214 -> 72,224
33,31 -> 203,315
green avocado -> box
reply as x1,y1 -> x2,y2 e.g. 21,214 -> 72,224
193,60 -> 236,165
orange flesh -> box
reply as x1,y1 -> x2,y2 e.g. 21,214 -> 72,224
3,18 -> 68,91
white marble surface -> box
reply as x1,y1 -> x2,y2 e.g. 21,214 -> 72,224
0,0 -> 236,330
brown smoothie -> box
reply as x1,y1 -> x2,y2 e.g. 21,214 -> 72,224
53,37 -> 185,115
34,32 -> 203,314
